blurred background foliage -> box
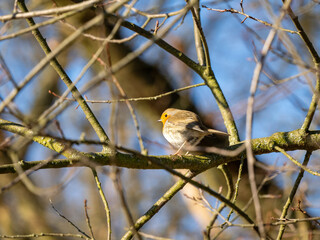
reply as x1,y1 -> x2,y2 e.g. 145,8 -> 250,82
0,0 -> 320,239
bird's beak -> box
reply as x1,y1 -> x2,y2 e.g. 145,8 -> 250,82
158,119 -> 162,122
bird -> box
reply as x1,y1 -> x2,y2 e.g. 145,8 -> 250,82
159,108 -> 229,155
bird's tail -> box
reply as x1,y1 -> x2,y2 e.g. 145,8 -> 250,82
207,128 -> 229,136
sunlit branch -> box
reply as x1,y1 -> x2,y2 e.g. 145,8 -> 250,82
92,169 -> 112,240
0,0 -> 101,21
1,118 -> 320,174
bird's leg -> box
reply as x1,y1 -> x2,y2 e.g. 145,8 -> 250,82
173,140 -> 187,156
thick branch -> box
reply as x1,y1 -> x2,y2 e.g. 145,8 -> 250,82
1,119 -> 319,174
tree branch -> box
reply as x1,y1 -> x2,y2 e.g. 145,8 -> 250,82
1,118 -> 320,174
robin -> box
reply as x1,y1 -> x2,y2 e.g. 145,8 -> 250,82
159,108 -> 229,155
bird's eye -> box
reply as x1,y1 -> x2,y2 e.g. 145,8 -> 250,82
164,114 -> 167,118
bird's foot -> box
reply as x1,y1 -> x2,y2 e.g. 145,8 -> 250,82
170,150 -> 183,160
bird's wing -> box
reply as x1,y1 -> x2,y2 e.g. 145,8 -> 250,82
185,121 -> 206,132
184,115 -> 207,133
176,111 -> 229,136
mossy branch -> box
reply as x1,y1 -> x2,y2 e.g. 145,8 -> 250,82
1,118 -> 320,174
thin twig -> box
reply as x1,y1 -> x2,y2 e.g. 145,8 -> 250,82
136,231 -> 173,240
0,10 -> 79,41
275,146 -> 320,176
259,70 -> 312,90
12,0 -> 19,14
111,169 -> 143,240
84,200 -> 95,240
288,3 -> 320,132
102,49 -> 147,155
207,216 -> 320,229
0,0 -> 101,21
226,159 -> 244,220
202,5 -> 298,34
0,233 -> 90,239
188,143 -> 245,157
50,200 -> 91,239
276,151 -> 312,239
0,151 -> 66,195
273,216 -> 320,225
190,3 -> 211,69
205,164 -> 234,239
91,169 -> 112,240
190,0 -> 205,66
6,142 -> 76,196
48,83 -> 205,103
123,3 -> 186,18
